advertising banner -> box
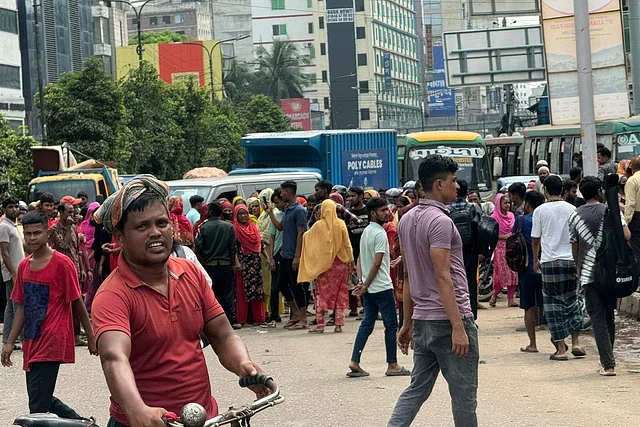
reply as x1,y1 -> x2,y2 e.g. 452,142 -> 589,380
280,98 -> 311,130
383,51 -> 392,89
541,0 -> 629,124
427,45 -> 456,117
341,148 -> 389,190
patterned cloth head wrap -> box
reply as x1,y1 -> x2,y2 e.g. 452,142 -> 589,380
93,174 -> 169,233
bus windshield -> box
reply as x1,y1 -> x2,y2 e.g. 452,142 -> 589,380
407,145 -> 492,196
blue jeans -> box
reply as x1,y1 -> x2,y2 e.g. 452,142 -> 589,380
351,289 -> 398,364
387,318 -> 479,427
3,279 -> 18,344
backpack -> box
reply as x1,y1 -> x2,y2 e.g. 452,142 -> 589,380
506,215 -> 528,272
595,174 -> 639,297
478,215 -> 499,258
450,205 -> 475,247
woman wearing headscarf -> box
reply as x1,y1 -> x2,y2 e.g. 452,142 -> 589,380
363,189 -> 379,203
220,200 -> 234,222
233,204 -> 266,326
299,200 -> 354,333
257,189 -> 276,321
168,196 -> 194,249
232,196 -> 247,207
247,197 -> 261,224
490,193 -> 518,307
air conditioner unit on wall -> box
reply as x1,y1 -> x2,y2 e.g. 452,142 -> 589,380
303,42 -> 313,48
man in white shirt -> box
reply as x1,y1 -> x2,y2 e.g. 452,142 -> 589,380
347,197 -> 409,378
532,175 -> 585,361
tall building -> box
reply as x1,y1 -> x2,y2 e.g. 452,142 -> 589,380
18,0 -> 94,140
93,1 -> 128,76
0,0 -> 25,130
251,0 -> 319,105
127,0 -> 253,63
314,0 -> 422,130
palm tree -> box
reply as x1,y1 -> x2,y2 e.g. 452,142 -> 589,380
254,39 -> 311,102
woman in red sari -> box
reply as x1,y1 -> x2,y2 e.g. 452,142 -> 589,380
233,204 -> 266,326
168,196 -> 194,249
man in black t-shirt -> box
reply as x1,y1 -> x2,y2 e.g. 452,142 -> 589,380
346,187 -> 370,317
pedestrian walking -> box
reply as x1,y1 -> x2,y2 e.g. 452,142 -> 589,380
346,187 -> 370,318
388,155 -> 478,427
274,180 -> 308,329
264,189 -> 288,327
532,175 -> 585,361
195,202 -> 242,330
623,157 -> 640,265
490,193 -> 518,307
1,197 -> 25,351
516,191 -> 546,353
569,176 -> 630,375
233,204 -> 266,326
347,197 -> 409,378
1,210 -> 96,419
299,199 -> 354,333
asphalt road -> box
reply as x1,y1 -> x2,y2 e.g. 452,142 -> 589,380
2,303 -> 640,427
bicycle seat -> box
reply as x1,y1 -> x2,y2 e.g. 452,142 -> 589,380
14,414 -> 94,427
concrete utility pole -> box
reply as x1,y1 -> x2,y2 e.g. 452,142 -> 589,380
573,0 -> 597,177
630,0 -> 640,115
33,0 -> 46,144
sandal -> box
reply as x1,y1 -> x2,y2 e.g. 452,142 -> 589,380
334,326 -> 343,333
549,351 -> 569,361
283,320 -> 299,329
385,367 -> 411,376
288,324 -> 308,330
571,346 -> 587,358
308,327 -> 324,334
489,298 -> 497,308
520,346 -> 539,353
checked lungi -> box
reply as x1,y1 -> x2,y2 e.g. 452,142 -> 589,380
541,259 -> 584,342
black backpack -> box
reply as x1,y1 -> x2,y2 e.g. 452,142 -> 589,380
450,205 -> 476,247
506,215 -> 528,272
595,174 -> 639,297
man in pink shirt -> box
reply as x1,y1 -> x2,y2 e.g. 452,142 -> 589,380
387,155 -> 479,427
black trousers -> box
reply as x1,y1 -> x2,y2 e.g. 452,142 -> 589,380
630,214 -> 640,267
26,362 -> 81,418
585,284 -> 617,369
204,264 -> 236,325
277,257 -> 307,309
463,249 -> 479,320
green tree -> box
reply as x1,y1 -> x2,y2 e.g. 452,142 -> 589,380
223,60 -> 259,102
129,30 -> 188,46
254,40 -> 311,102
240,94 -> 290,133
0,118 -> 38,200
41,57 -> 132,163
120,62 -> 183,179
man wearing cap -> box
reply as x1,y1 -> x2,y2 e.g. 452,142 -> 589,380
534,160 -> 549,193
91,175 -> 270,427
49,197 -> 91,346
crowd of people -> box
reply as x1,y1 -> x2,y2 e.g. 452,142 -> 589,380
0,146 -> 638,427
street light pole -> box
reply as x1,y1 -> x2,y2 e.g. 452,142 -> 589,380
33,0 -> 46,144
180,35 -> 249,103
108,0 -> 155,67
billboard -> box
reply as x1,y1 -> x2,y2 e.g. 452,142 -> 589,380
427,46 -> 456,117
341,148 -> 389,190
541,0 -> 630,124
280,98 -> 311,130
470,0 -> 540,16
383,51 -> 392,89
115,41 -> 223,98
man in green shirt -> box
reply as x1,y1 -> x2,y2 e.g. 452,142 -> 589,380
195,202 -> 241,329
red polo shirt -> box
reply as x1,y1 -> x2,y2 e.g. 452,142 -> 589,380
92,254 -> 224,426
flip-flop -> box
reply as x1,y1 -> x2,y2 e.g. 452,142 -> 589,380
283,320 -> 299,329
571,347 -> 587,357
520,347 -> 539,353
549,352 -> 569,361
346,370 -> 370,378
308,328 -> 324,333
385,367 -> 411,376
288,324 -> 308,330
334,327 -> 343,333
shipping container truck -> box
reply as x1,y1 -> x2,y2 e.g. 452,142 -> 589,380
234,129 -> 399,189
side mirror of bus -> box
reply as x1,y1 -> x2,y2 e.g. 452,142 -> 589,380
493,157 -> 503,178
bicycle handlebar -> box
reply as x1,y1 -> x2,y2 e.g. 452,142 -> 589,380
165,375 -> 284,427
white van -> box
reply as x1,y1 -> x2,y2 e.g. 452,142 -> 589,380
166,172 -> 321,211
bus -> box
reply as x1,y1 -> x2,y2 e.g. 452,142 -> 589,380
520,117 -> 640,176
484,133 -> 524,177
397,134 -> 407,185
401,131 -> 493,199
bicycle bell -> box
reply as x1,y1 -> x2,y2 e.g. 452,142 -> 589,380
180,403 -> 207,427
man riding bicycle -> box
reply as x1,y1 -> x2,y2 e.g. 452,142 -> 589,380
91,176 -> 270,427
